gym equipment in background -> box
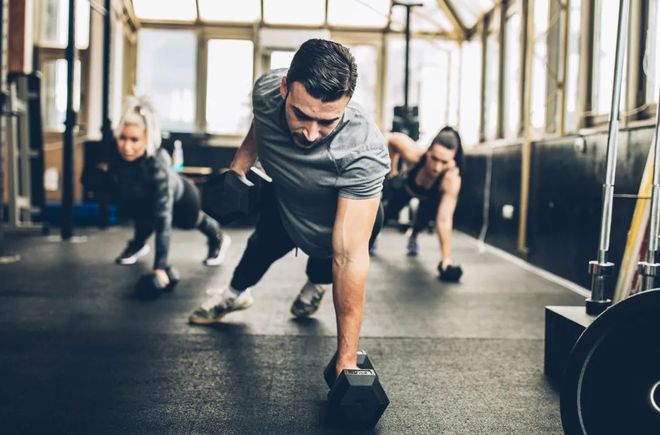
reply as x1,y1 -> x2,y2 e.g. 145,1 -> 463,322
2,73 -> 47,233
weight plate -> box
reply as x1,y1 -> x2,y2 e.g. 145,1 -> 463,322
561,289 -> 660,435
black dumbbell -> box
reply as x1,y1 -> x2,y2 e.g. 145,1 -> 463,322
202,167 -> 271,225
323,349 -> 374,388
324,350 -> 389,429
438,263 -> 463,282
135,266 -> 180,300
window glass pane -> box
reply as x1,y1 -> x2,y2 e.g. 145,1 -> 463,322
531,0 -> 548,131
459,39 -> 482,146
453,0 -> 495,29
263,0 -> 325,26
484,12 -> 500,140
386,37 -> 452,142
198,0 -> 260,22
206,40 -> 254,135
504,9 -> 521,138
136,29 -> 196,132
344,44 -> 378,119
133,0 -> 196,22
38,0 -> 90,48
565,0 -> 582,132
593,0 -> 622,115
645,0 -> 660,104
328,0 -> 389,27
42,59 -> 81,130
270,50 -> 295,70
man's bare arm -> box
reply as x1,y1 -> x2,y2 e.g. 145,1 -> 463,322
332,196 -> 380,377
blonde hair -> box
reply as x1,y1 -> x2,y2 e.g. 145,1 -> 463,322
115,95 -> 162,156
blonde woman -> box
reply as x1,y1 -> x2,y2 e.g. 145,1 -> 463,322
103,96 -> 230,287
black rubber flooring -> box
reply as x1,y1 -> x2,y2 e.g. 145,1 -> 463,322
0,226 -> 584,434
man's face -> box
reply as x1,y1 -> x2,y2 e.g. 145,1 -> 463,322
280,78 -> 350,149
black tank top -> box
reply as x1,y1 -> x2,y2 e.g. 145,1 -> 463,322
403,155 -> 443,201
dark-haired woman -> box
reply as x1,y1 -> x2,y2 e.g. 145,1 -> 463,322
375,127 -> 463,279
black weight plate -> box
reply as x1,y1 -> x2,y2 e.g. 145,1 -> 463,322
561,289 -> 660,435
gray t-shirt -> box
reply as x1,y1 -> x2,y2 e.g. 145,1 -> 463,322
252,69 -> 390,258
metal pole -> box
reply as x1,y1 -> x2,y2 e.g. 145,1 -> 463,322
99,0 -> 112,228
638,86 -> 660,291
586,0 -> 630,314
61,0 -> 77,240
404,4 -> 411,110
0,0 -> 5,247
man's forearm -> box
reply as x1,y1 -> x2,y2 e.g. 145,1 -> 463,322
332,254 -> 369,375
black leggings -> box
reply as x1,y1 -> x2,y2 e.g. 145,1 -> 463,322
133,177 -> 219,246
230,184 -> 383,290
383,181 -> 439,236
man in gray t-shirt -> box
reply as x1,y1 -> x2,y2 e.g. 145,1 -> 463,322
189,39 -> 390,379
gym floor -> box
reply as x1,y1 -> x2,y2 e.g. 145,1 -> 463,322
0,226 -> 583,434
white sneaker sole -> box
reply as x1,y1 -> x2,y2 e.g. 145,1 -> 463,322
188,296 -> 254,325
116,244 -> 151,265
204,235 -> 232,266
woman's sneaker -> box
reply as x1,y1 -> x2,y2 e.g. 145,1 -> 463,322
290,280 -> 328,318
204,233 -> 231,266
115,243 -> 150,265
406,237 -> 418,257
188,287 -> 253,325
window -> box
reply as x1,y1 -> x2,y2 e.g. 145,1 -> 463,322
42,59 -> 81,131
132,0 -> 196,22
263,0 -> 325,26
483,11 -> 500,140
565,0 -> 583,132
206,40 -> 254,135
645,0 -> 660,105
503,3 -> 521,138
343,44 -> 378,119
531,0 -> 549,132
459,39 -> 483,147
327,0 -> 389,28
136,29 -> 197,132
37,0 -> 90,49
592,0 -> 623,115
386,37 -> 453,142
198,0 -> 261,22
270,50 -> 295,70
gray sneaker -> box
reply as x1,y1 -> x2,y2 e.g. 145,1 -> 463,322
290,281 -> 328,318
188,287 -> 254,325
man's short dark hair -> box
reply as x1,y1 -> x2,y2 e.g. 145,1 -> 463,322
286,39 -> 358,102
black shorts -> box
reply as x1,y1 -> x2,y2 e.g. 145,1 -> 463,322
383,176 -> 439,233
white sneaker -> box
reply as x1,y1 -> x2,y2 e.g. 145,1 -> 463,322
115,243 -> 150,265
188,287 -> 254,325
204,234 -> 232,266
290,280 -> 329,318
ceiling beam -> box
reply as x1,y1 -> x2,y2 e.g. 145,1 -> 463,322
436,0 -> 466,40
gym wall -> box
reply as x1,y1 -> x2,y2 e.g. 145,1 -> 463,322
455,124 -> 653,291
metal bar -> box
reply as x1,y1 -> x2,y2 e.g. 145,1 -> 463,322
640,84 -> 660,290
0,0 -> 5,243
597,0 -> 629,262
61,0 -> 77,240
404,4 -> 411,110
587,0 -> 630,314
98,0 -> 112,228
